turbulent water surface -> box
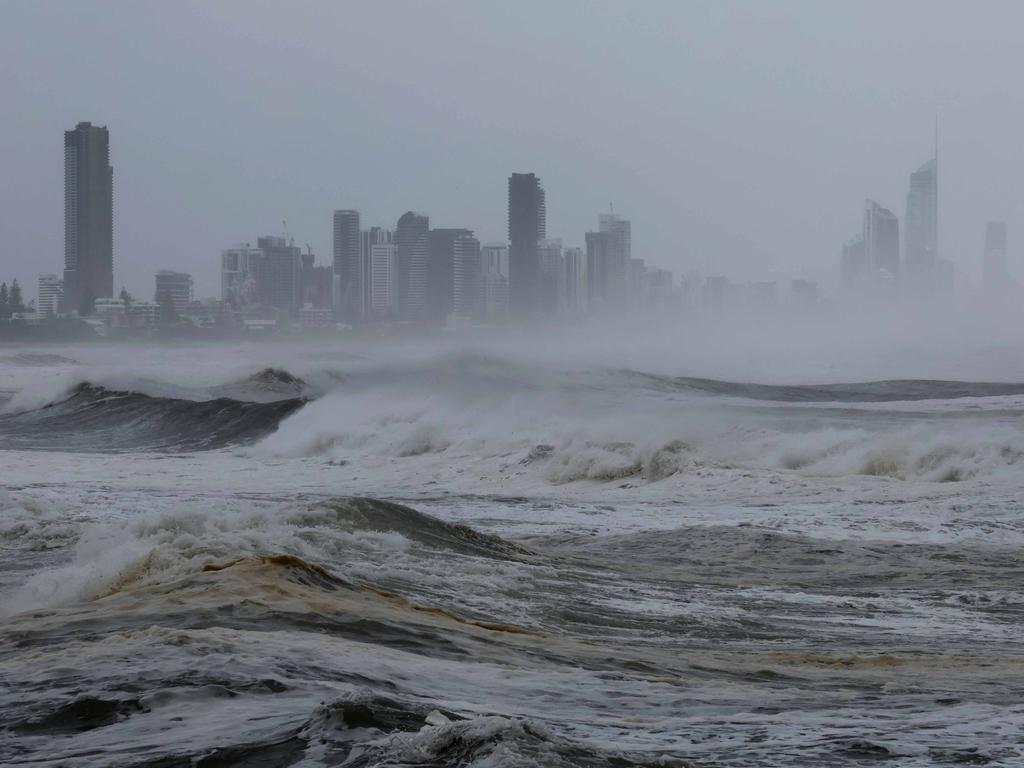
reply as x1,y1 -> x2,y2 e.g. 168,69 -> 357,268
1,342 -> 1023,767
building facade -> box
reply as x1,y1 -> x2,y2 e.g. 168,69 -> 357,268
154,271 -> 194,316
598,213 -> 630,309
508,173 -> 546,317
563,246 -> 587,315
369,243 -> 396,317
221,245 -> 263,306
257,236 -> 301,314
904,156 -> 938,295
538,238 -> 564,315
863,199 -> 900,295
359,227 -> 391,319
332,210 -> 361,320
451,233 -> 482,320
395,211 -> 429,321
37,274 -> 63,317
481,243 -> 509,321
64,122 -> 113,313
427,228 -> 473,321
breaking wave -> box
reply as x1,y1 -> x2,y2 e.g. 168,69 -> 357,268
0,382 -> 306,452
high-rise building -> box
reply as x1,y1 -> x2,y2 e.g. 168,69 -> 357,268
563,246 -> 587,315
154,271 -> 194,316
369,242 -> 397,317
299,249 -> 333,310
64,122 -> 113,313
452,233 -> 482,320
863,199 -> 900,294
627,257 -> 646,307
221,245 -> 263,306
585,230 -> 612,308
590,212 -> 630,310
257,236 -> 301,314
427,228 -> 474,321
481,243 -> 509,321
332,210 -> 361,320
37,275 -> 63,317
840,234 -> 867,293
538,238 -> 564,315
905,155 -> 938,294
508,173 -> 546,317
395,212 -> 429,320
359,227 -> 391,319
645,268 -> 675,313
983,221 -> 1008,294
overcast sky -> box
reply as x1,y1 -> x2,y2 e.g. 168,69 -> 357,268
3,0 -> 1024,300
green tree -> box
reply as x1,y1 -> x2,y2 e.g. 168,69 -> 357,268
9,280 -> 23,313
157,288 -> 178,324
120,286 -> 133,307
0,282 -> 8,320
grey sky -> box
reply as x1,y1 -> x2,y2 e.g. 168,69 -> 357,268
2,0 -> 1023,300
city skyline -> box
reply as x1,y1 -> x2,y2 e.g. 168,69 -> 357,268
6,3 -> 1024,300
11,114 -> 1015,332
12,112 -> 1019,314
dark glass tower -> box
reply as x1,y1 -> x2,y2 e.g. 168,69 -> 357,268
426,228 -> 473,321
332,209 -> 361,320
64,122 -> 113,314
507,173 -> 546,317
904,157 -> 937,293
395,212 -> 429,320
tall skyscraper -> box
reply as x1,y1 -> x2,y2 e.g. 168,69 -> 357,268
221,244 -> 263,306
585,230 -> 612,308
332,210 -> 361,320
538,238 -> 564,315
905,154 -> 938,294
840,234 -> 868,293
599,213 -> 631,259
563,246 -> 587,315
427,228 -> 474,321
598,212 -> 630,309
508,173 -> 546,317
983,221 -> 1008,295
359,227 -> 391,319
863,199 -> 900,294
369,242 -> 397,317
299,249 -> 333,310
64,122 -> 113,314
395,212 -> 429,320
480,243 -> 509,321
257,236 -> 301,314
451,233 -> 482,320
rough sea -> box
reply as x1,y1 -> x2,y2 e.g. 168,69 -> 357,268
1,335 -> 1022,767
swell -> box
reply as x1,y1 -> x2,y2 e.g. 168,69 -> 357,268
656,374 -> 1024,402
0,382 -> 306,452
0,496 -> 537,618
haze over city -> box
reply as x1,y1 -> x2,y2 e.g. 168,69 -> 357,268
4,4 -> 1024,767
4,0 -> 1024,301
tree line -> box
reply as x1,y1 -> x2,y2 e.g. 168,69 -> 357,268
0,280 -> 26,319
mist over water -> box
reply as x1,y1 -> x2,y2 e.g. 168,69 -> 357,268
7,0 -> 1024,762
0,327 -> 1022,767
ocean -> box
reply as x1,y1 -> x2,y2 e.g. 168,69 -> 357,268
1,336 -> 1022,766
